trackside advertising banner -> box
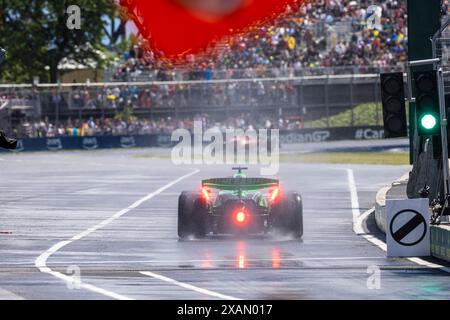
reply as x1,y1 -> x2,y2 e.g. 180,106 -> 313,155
280,126 -> 384,144
1,126 -> 384,152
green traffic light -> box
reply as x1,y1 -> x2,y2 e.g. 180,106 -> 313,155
420,114 -> 438,130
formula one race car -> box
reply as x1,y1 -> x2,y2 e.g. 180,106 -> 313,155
178,167 -> 303,239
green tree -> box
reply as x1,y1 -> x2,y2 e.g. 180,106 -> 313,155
0,0 -> 117,83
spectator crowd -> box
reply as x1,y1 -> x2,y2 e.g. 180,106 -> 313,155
65,80 -> 297,110
113,0 -> 410,82
13,114 -> 305,139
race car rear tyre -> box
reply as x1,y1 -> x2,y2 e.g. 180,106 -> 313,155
178,191 -> 207,239
272,191 -> 303,238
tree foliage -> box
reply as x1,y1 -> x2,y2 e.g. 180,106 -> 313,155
0,0 -> 118,83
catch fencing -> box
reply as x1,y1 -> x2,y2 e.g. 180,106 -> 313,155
0,73 -> 383,136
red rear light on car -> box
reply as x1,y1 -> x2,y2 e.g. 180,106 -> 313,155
270,187 -> 280,204
235,211 -> 246,223
201,187 -> 211,203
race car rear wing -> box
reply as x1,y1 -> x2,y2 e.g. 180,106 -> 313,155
202,178 -> 279,191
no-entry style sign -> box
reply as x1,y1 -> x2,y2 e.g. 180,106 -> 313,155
386,199 -> 430,257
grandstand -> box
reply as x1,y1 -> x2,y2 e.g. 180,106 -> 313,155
109,0 -> 407,82
0,0 -> 419,139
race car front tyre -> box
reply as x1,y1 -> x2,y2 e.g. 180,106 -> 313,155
178,191 -> 207,239
272,191 -> 303,238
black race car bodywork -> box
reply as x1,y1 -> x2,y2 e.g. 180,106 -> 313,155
178,168 -> 303,239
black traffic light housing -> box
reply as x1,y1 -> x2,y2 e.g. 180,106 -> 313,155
380,72 -> 407,138
414,70 -> 440,136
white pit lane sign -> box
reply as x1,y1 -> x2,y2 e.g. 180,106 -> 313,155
386,199 -> 430,257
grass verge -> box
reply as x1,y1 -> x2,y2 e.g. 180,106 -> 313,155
135,151 -> 410,165
304,103 -> 409,128
280,152 -> 409,165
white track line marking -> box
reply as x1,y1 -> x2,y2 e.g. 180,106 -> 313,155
346,168 -> 450,272
347,169 -> 362,234
140,271 -> 240,300
35,169 -> 199,300
354,207 -> 374,236
355,208 -> 450,273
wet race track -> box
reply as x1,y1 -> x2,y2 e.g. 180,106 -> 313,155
0,149 -> 450,300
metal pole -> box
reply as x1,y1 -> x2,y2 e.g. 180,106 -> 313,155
373,78 -> 380,125
406,66 -> 415,103
407,58 -> 440,67
8,106 -> 12,136
325,74 -> 330,128
56,81 -> 61,126
350,74 -> 354,127
437,67 -> 449,196
299,79 -> 305,126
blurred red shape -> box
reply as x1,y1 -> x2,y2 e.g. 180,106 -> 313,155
120,0 -> 302,59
